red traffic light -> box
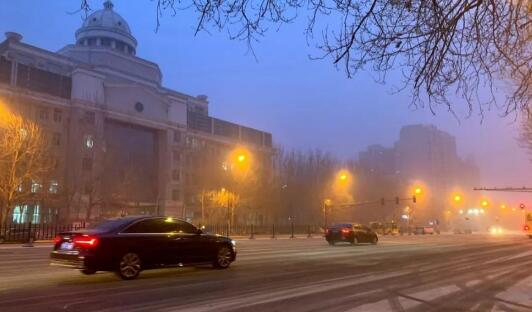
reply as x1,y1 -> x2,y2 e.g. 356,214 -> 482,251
520,203 -> 526,210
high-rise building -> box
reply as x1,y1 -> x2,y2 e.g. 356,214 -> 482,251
0,1 -> 274,224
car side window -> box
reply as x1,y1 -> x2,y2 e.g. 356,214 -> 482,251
124,219 -> 174,234
176,220 -> 197,234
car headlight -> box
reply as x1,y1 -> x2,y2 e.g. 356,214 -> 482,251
231,240 -> 236,246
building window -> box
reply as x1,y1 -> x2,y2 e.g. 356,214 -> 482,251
172,189 -> 180,201
12,205 -> 28,224
84,111 -> 95,125
31,181 -> 42,193
52,132 -> 61,146
174,130 -> 181,143
84,135 -> 94,149
53,109 -> 62,123
172,169 -> 180,181
32,205 -> 40,224
38,107 -> 49,120
82,157 -> 93,171
49,180 -> 59,194
101,38 -> 111,47
173,151 -> 181,163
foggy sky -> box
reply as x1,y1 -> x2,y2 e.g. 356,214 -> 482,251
1,0 -> 531,204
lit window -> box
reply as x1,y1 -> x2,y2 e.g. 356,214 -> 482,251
12,205 -> 28,224
49,180 -> 59,194
84,135 -> 94,149
16,184 -> 23,192
31,181 -> 42,193
32,205 -> 40,224
12,206 -> 22,224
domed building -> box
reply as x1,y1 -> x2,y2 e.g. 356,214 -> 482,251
75,0 -> 137,55
0,1 -> 274,225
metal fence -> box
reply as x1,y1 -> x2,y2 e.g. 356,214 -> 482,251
204,224 -> 324,238
0,222 -> 86,243
0,222 -> 324,243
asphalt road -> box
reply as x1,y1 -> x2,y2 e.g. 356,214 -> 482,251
0,234 -> 531,312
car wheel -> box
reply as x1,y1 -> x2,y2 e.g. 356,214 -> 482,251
117,252 -> 141,280
213,245 -> 233,269
81,269 -> 96,275
327,240 -> 335,246
371,236 -> 378,245
352,236 -> 359,245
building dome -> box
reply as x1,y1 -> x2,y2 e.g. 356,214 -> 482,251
75,1 -> 137,55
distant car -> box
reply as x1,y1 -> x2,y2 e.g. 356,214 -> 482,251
489,226 -> 504,235
325,223 -> 378,245
414,226 -> 434,235
50,216 -> 237,280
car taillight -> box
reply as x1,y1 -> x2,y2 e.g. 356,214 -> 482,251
54,235 -> 62,244
73,235 -> 99,248
524,225 -> 530,231
341,228 -> 351,234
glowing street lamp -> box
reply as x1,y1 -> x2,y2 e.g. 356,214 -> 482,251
481,199 -> 489,208
414,187 -> 422,195
237,154 -> 246,163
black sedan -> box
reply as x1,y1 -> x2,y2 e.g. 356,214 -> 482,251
325,223 -> 378,245
50,216 -> 237,280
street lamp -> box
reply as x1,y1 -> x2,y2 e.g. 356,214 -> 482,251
414,187 -> 422,195
453,194 -> 462,203
481,199 -> 489,208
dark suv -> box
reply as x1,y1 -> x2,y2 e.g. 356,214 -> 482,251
50,216 -> 237,280
325,223 -> 378,245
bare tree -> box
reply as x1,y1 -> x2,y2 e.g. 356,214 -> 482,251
0,108 -> 52,224
77,0 -> 531,116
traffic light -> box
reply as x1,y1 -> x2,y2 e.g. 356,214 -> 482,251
395,197 -> 400,205
520,203 -> 526,210
381,198 -> 385,205
412,195 -> 417,203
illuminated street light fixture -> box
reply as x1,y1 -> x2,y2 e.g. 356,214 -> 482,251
414,187 -> 422,195
481,200 -> 489,208
453,194 -> 462,202
237,154 -> 246,163
500,204 -> 507,209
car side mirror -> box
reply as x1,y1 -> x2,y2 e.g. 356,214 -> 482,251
196,228 -> 203,235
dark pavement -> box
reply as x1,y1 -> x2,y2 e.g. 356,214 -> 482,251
0,234 -> 531,312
